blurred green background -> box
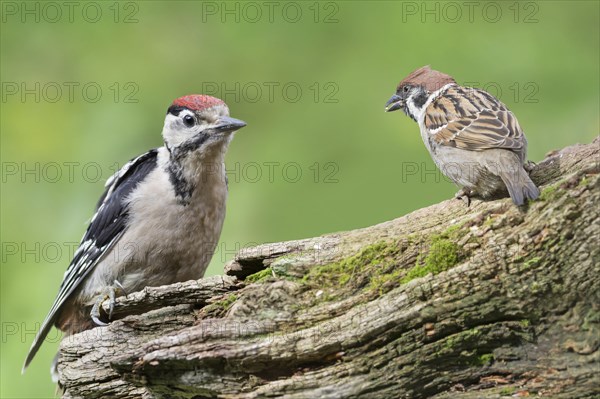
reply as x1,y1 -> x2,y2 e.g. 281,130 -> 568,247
1,1 -> 598,397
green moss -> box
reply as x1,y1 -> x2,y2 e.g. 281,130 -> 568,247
302,223 -> 465,299
245,267 -> 273,283
579,176 -> 589,187
201,293 -> 238,317
426,239 -> 460,271
368,268 -> 403,294
582,308 -> 600,331
437,329 -> 494,367
539,184 -> 559,201
477,353 -> 494,365
499,387 -> 516,395
520,319 -> 530,328
304,242 -> 394,286
303,241 -> 401,298
405,234 -> 419,243
521,256 -> 541,271
442,223 -> 464,238
401,238 -> 460,283
529,281 -> 542,294
483,216 -> 495,227
442,328 -> 481,352
216,293 -> 238,309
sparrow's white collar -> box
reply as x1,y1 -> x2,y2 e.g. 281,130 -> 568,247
415,83 -> 455,125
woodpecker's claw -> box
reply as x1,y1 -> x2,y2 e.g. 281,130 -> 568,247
91,297 -> 109,326
113,279 -> 128,297
91,310 -> 108,326
90,281 -> 123,326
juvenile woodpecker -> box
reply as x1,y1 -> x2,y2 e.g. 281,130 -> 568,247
385,66 -> 539,206
23,95 -> 246,379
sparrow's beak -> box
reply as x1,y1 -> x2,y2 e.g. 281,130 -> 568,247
385,94 -> 403,112
214,116 -> 247,133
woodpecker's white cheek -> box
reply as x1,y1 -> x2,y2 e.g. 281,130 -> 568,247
162,114 -> 193,147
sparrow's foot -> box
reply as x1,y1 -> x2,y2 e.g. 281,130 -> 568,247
90,280 -> 124,326
455,188 -> 472,207
524,161 -> 536,173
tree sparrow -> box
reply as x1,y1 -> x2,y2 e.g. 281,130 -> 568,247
385,66 -> 539,206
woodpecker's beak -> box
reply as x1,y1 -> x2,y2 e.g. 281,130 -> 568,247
385,94 -> 403,112
214,116 -> 247,133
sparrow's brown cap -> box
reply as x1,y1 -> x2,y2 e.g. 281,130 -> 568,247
398,66 -> 456,93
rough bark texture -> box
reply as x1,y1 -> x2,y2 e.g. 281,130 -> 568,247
59,139 -> 600,399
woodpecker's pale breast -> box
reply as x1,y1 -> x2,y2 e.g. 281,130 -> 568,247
80,146 -> 228,299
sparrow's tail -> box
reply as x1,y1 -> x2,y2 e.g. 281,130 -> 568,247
500,166 -> 540,206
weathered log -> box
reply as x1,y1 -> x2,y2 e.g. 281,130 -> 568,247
59,138 -> 599,398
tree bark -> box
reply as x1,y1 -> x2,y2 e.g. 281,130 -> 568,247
59,138 -> 600,399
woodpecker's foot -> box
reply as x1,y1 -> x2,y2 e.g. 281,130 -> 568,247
455,188 -> 472,207
90,281 -> 124,326
113,279 -> 128,297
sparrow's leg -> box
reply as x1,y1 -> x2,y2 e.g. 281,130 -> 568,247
524,161 -> 536,173
455,188 -> 472,207
90,280 -> 125,326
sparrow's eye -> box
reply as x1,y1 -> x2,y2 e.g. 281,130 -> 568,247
182,115 -> 195,128
403,86 -> 410,93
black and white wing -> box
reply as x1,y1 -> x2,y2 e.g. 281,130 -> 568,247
23,149 -> 158,371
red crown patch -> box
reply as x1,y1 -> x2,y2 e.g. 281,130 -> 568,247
171,95 -> 225,111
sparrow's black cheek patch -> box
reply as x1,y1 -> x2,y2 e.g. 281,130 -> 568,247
413,91 -> 429,109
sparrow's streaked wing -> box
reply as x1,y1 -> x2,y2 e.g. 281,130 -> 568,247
425,86 -> 525,152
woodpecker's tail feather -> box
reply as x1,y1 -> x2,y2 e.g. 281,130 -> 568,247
22,313 -> 57,374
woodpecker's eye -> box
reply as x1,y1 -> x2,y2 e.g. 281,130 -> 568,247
183,115 -> 195,128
